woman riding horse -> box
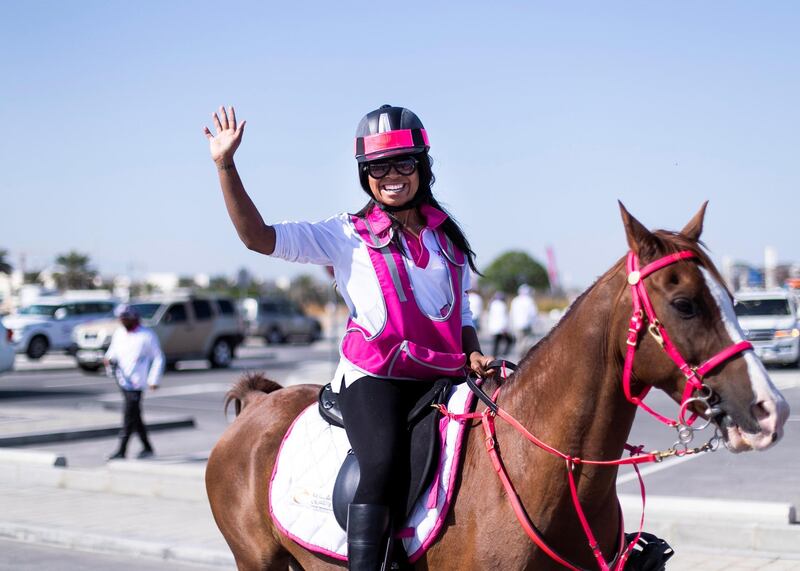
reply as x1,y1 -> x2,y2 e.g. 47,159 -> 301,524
205,104 -> 495,570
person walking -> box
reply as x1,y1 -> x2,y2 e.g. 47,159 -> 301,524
467,288 -> 484,332
510,283 -> 539,355
487,292 -> 513,356
205,103 -> 495,570
104,304 -> 163,460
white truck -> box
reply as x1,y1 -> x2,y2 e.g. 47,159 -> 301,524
734,289 -> 800,367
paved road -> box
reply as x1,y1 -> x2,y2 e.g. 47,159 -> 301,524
1,339 -> 338,467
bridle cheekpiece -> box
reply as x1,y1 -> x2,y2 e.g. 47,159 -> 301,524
622,250 -> 753,433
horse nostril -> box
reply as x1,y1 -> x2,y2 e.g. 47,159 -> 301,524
772,432 -> 778,443
751,401 -> 770,422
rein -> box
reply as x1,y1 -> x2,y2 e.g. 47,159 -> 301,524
439,250 -> 754,570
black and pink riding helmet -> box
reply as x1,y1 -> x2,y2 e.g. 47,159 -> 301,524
354,104 -> 430,163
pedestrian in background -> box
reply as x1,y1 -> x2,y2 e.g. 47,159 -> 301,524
467,289 -> 484,332
104,304 -> 163,460
510,284 -> 539,355
487,292 -> 513,356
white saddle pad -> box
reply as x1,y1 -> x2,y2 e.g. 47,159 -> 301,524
269,382 -> 475,563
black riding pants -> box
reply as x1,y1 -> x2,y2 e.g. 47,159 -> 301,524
337,377 -> 434,509
120,390 -> 152,450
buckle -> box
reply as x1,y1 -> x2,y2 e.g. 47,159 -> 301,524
647,322 -> 665,349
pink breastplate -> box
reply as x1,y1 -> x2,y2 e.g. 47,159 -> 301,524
340,213 -> 467,381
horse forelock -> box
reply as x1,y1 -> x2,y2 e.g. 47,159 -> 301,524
650,229 -> 731,298
224,372 -> 283,416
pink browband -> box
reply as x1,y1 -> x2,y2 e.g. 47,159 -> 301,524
623,250 -> 753,426
359,128 -> 429,156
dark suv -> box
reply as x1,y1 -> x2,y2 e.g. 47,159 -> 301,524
250,299 -> 322,344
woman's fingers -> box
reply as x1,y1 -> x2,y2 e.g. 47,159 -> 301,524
203,126 -> 213,140
234,120 -> 246,140
210,106 -> 241,135
229,106 -> 237,130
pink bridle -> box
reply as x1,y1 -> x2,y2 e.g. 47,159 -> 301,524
622,250 -> 753,427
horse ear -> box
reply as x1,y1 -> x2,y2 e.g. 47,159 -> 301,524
680,201 -> 708,242
618,201 -> 657,256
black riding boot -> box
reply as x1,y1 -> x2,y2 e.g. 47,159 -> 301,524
346,504 -> 390,571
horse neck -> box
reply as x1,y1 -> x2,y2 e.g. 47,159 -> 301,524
500,269 -> 637,505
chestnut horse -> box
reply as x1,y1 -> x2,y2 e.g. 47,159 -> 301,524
207,204 -> 789,570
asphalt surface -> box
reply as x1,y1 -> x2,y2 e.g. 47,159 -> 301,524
1,339 -> 338,467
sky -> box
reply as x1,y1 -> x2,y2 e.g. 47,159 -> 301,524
2,2 -> 798,290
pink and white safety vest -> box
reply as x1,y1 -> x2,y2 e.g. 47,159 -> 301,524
340,205 -> 468,381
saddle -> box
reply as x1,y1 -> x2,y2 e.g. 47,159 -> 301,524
317,378 -> 455,530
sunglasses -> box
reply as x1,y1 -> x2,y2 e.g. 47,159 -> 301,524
364,157 -> 418,179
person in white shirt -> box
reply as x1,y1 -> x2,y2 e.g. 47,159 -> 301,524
104,304 -> 163,460
487,292 -> 513,356
467,289 -> 484,332
510,284 -> 538,337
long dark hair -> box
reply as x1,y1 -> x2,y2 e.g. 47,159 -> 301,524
354,153 -> 480,275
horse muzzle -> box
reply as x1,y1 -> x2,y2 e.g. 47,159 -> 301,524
715,396 -> 790,453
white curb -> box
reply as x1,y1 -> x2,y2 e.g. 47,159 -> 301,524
0,522 -> 234,568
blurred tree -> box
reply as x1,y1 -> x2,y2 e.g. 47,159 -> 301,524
480,250 -> 549,295
0,249 -> 11,274
178,276 -> 196,288
53,251 -> 96,290
288,274 -> 329,306
24,271 -> 42,285
208,275 -> 232,291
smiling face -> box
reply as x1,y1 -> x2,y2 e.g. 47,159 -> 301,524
365,157 -> 420,208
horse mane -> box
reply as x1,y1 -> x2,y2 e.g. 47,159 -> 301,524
224,372 -> 283,416
512,229 -> 729,374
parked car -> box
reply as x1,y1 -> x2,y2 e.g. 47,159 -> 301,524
0,322 -> 15,374
734,289 -> 800,367
2,299 -> 116,359
71,295 -> 245,372
249,298 -> 322,344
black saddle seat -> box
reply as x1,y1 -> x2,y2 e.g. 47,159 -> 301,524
317,378 -> 458,530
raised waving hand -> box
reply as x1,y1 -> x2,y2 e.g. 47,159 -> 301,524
204,106 -> 245,164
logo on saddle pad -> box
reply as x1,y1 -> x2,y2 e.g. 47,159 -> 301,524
291,488 -> 333,512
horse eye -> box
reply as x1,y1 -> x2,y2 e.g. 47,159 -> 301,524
671,298 -> 696,318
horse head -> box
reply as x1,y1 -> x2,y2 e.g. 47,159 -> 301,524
617,202 -> 789,453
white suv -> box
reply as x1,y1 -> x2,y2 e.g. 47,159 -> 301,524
2,299 -> 116,359
734,290 -> 800,367
0,322 -> 14,373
